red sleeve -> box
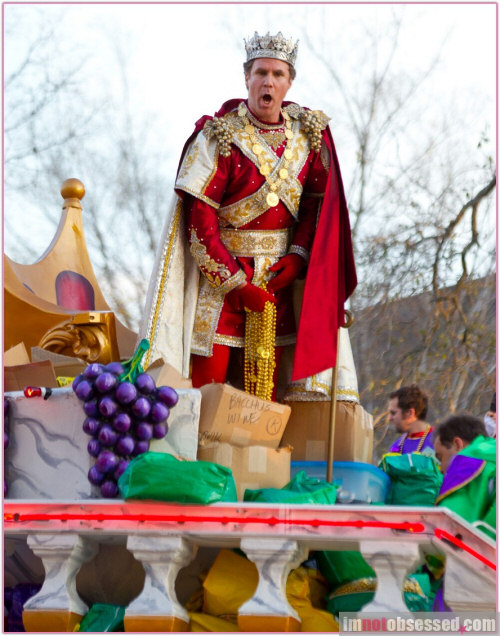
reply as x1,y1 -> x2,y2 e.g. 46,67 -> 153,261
184,194 -> 246,292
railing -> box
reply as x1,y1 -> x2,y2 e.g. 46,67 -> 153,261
4,500 -> 496,632
4,388 -> 496,630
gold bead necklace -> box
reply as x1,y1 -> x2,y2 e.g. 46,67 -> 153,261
238,103 -> 293,208
398,425 -> 432,453
244,283 -> 277,401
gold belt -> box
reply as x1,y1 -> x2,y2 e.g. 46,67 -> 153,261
219,227 -> 291,258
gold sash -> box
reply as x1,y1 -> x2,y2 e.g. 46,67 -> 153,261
219,227 -> 291,257
218,116 -> 309,227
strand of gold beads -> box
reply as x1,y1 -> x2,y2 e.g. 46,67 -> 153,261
238,103 -> 294,208
244,284 -> 277,401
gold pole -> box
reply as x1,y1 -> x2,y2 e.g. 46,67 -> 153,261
326,310 -> 354,483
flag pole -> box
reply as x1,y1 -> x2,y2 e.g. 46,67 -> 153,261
326,309 -> 353,483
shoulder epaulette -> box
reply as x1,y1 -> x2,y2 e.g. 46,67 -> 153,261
203,113 -> 237,157
284,104 -> 330,152
283,103 -> 303,120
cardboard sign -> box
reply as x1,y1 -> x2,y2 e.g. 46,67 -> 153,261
199,383 -> 291,448
197,443 -> 292,500
31,346 -> 87,380
4,342 -> 30,366
4,360 -> 58,392
280,400 -> 374,463
4,346 -> 86,392
146,358 -> 193,389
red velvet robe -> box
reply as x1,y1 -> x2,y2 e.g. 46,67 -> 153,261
176,99 -> 357,381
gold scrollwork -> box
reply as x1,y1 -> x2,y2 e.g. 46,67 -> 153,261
178,140 -> 200,180
189,228 -> 232,286
38,312 -> 119,364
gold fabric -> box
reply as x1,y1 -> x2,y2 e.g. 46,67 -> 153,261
191,228 -> 291,356
218,111 -> 309,226
176,102 -> 314,228
219,227 -> 291,257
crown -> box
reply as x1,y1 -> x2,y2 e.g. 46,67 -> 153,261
244,31 -> 299,68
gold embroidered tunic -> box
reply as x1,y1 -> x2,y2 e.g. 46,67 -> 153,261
175,101 -> 330,356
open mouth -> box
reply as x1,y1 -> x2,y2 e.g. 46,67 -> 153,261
262,94 -> 272,104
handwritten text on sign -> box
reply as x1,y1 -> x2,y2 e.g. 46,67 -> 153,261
226,394 -> 283,436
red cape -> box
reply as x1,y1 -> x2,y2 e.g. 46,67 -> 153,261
293,124 -> 357,380
180,99 -> 357,381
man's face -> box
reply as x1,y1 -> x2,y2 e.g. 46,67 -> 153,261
245,58 -> 292,123
388,397 -> 414,434
434,437 -> 458,473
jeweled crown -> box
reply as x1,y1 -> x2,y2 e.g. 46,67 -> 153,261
244,31 -> 299,68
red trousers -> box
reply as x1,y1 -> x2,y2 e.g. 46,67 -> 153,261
191,344 -> 284,401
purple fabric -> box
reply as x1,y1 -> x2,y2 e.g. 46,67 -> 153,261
432,586 -> 452,612
390,432 -> 434,454
437,454 -> 485,499
4,583 -> 42,632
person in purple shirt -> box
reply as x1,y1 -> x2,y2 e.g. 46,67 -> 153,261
388,385 -> 434,456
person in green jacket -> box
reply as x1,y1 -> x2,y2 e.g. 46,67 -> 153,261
323,415 -> 496,616
431,414 -> 496,611
434,414 -> 496,532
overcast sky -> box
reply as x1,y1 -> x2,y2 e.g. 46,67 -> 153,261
3,1 -> 497,260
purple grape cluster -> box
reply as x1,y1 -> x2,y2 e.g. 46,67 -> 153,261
4,397 -> 10,496
73,362 -> 178,498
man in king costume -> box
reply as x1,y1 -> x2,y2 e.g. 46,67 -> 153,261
139,31 -> 357,398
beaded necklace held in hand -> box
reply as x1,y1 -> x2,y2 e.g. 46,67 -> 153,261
398,425 -> 432,454
238,103 -> 293,208
244,284 -> 277,401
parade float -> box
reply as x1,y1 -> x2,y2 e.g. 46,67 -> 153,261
3,180 -> 496,632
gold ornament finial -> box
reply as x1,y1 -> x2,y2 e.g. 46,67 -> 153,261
60,178 -> 85,201
61,178 -> 85,211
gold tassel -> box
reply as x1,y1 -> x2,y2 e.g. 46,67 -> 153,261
244,285 -> 277,401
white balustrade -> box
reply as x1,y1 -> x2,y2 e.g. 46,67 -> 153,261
4,500 -> 496,631
359,540 -> 421,612
21,534 -> 98,631
238,537 -> 307,629
125,535 -> 196,631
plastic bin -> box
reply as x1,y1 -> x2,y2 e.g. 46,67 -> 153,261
290,461 -> 390,504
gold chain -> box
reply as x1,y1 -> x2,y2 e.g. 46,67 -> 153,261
238,103 -> 293,208
398,425 -> 432,453
244,284 -> 277,401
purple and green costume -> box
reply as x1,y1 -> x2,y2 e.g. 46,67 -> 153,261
389,427 -> 435,454
431,435 -> 496,612
436,435 -> 496,532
